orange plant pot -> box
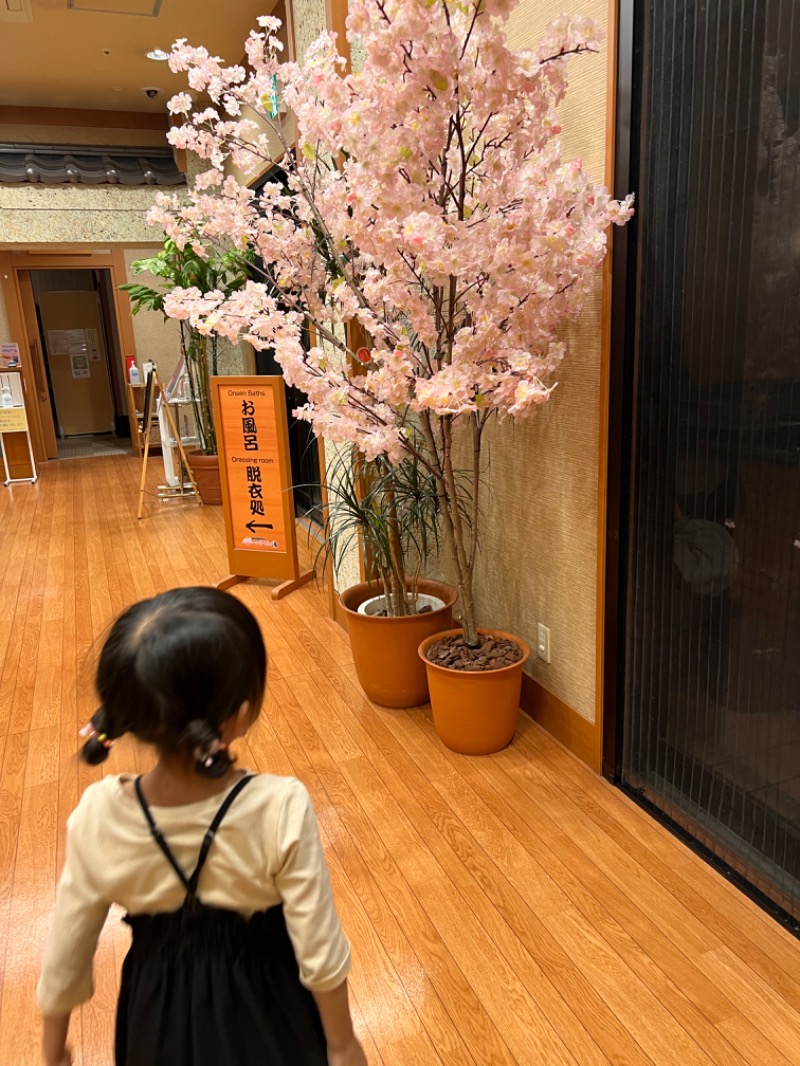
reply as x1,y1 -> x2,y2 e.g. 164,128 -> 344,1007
340,579 -> 457,708
418,628 -> 530,755
188,450 -> 222,505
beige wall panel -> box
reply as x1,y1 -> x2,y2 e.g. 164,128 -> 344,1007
467,0 -> 609,722
121,247 -> 182,381
292,0 -> 328,60
121,250 -> 248,383
0,186 -> 160,244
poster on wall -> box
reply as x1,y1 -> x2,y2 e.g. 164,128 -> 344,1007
71,354 -> 90,379
47,331 -> 69,356
0,369 -> 37,485
86,328 -> 101,361
1,343 -> 20,367
66,329 -> 88,355
0,371 -> 27,432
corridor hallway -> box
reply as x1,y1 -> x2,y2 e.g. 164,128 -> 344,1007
0,456 -> 798,1065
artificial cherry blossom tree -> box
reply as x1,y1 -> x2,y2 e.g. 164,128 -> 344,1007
153,0 -> 633,646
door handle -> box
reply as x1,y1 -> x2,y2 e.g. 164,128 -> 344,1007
30,339 -> 48,402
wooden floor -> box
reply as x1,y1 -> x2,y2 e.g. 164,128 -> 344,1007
1,455 -> 799,1066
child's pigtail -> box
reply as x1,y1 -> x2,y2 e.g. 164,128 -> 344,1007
80,707 -> 118,766
179,720 -> 234,779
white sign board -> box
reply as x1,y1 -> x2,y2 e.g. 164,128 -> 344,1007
0,371 -> 37,485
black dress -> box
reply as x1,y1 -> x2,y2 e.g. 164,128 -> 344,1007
115,775 -> 328,1066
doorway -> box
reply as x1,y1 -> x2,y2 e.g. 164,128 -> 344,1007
253,325 -> 324,525
29,269 -> 130,460
610,0 -> 800,927
251,164 -> 324,525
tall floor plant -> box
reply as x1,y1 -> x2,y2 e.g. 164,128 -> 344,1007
153,0 -> 633,644
120,239 -> 250,455
319,445 -> 442,617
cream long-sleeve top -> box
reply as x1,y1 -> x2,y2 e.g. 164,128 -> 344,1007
36,772 -> 352,1017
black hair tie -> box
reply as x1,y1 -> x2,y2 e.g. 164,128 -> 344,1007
180,720 -> 235,779
196,743 -> 233,779
79,707 -> 116,766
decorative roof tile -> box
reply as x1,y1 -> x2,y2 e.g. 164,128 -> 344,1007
0,144 -> 184,186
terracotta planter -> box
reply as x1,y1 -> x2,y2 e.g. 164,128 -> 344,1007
419,628 -> 530,755
340,579 -> 457,708
188,450 -> 222,505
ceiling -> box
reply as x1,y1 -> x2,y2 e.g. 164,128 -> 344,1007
0,0 -> 279,113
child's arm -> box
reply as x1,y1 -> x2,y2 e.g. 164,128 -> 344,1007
37,807 -> 111,1064
274,781 -> 364,1062
313,980 -> 367,1066
42,1015 -> 72,1066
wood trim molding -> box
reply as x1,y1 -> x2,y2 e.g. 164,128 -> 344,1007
283,0 -> 297,63
109,247 -> 140,444
331,593 -> 348,632
110,248 -> 137,347
0,253 -> 42,475
9,253 -> 114,269
593,0 -> 621,770
325,0 -> 351,73
0,106 -> 168,131
521,674 -> 600,771
1,242 -> 162,254
316,434 -> 341,622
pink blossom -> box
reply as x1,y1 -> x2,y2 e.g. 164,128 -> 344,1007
167,92 -> 193,115
150,0 -> 634,638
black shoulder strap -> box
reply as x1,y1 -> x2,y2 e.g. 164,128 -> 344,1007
134,775 -> 192,892
134,774 -> 254,901
186,774 -> 254,896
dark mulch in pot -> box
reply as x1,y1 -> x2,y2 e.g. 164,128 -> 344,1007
426,633 -> 523,672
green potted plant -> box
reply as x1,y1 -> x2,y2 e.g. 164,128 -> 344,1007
120,238 -> 250,503
317,444 -> 456,708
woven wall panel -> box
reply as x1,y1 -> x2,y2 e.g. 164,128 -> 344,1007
319,0 -> 610,723
0,185 -> 160,243
292,0 -> 328,61
469,282 -> 603,722
122,248 -> 183,383
467,0 -> 609,722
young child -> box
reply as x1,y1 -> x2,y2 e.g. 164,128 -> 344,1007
37,587 -> 367,1066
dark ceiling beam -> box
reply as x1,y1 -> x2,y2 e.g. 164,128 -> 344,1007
0,106 -> 169,130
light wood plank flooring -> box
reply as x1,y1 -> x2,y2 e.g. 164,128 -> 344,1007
1,455 -> 798,1065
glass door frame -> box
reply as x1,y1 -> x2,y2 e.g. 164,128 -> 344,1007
601,0 -> 800,936
602,0 -> 638,785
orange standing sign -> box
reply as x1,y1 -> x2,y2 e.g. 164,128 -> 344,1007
212,376 -> 313,599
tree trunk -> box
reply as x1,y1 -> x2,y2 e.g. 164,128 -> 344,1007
187,331 -> 216,455
384,486 -> 411,617
417,417 -> 480,646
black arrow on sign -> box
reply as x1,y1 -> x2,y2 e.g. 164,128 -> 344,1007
245,520 -> 274,533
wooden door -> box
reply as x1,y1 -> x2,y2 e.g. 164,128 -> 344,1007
37,290 -> 115,437
17,270 -> 58,460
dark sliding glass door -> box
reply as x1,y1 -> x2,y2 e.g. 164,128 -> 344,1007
250,166 -> 323,524
253,328 -> 323,524
617,0 -> 800,924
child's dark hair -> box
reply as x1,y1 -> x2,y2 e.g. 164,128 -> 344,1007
82,587 -> 267,778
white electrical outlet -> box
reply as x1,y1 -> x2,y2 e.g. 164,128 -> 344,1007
537,623 -> 551,663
